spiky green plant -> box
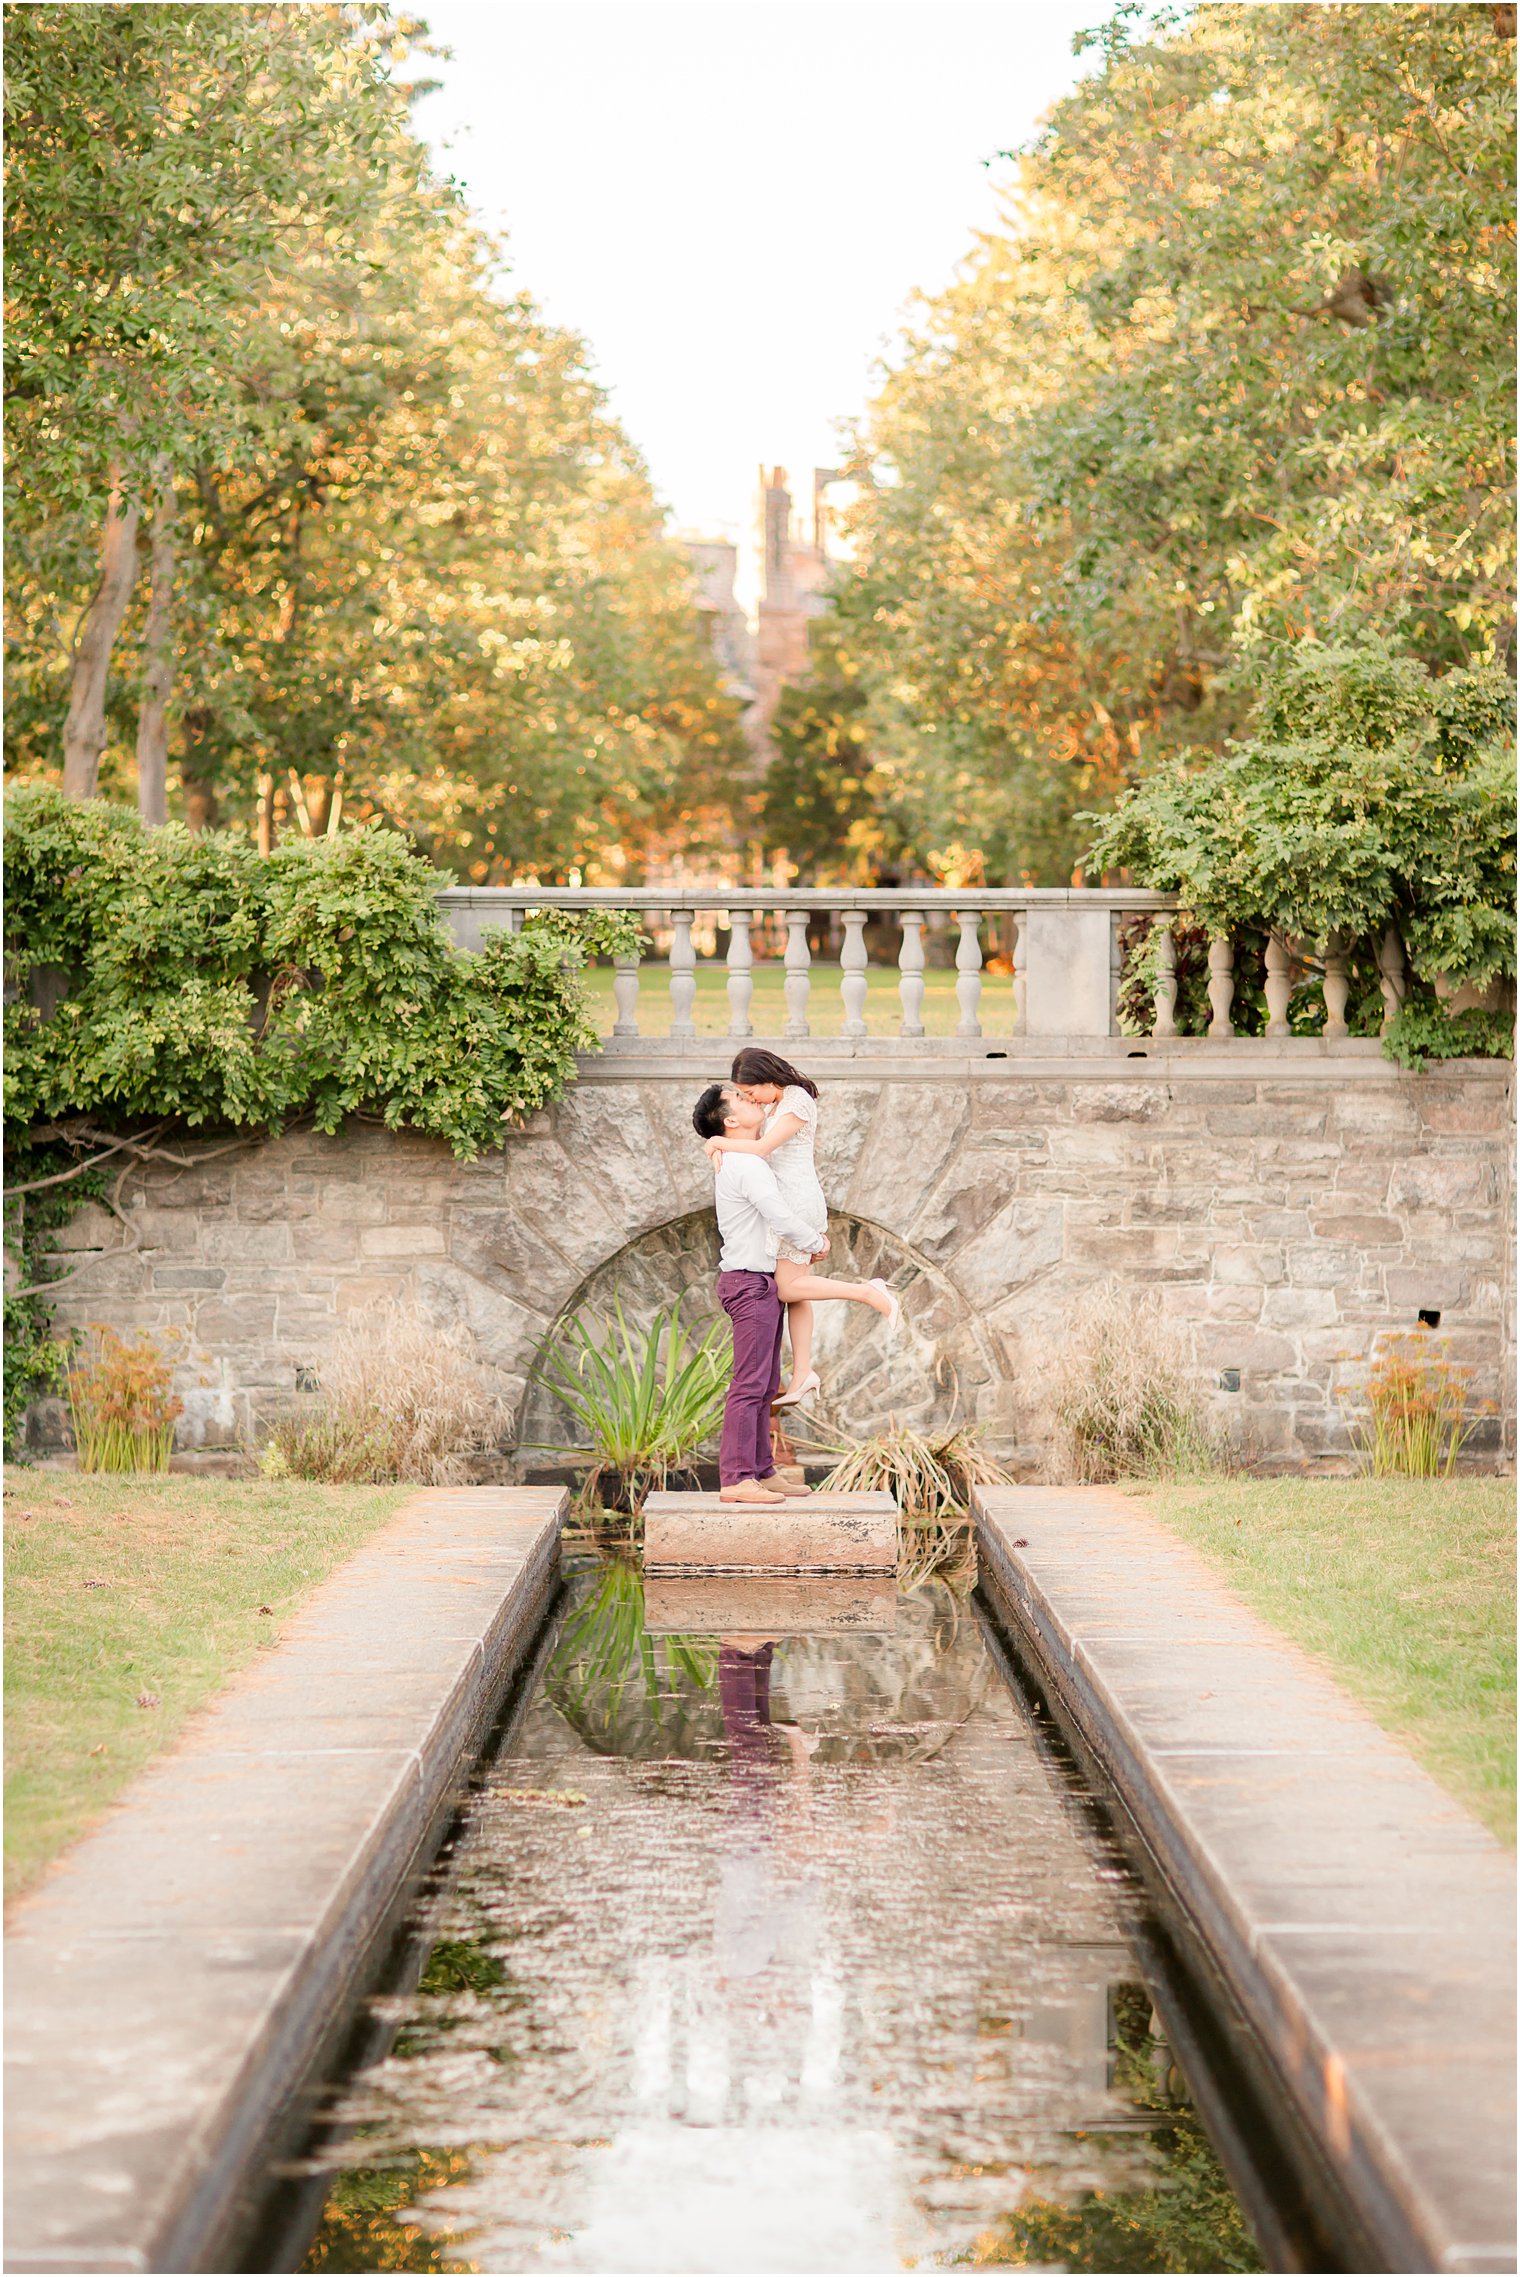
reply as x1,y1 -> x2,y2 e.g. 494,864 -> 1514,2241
528,1295 -> 731,1506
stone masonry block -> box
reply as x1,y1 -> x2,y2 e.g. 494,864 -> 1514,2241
1309,1215 -> 1403,1247
1285,1244 -> 1362,1289
193,1300 -> 277,1347
1389,1156 -> 1493,1208
1209,1107 -> 1328,1139
318,1183 -> 389,1224
130,1211 -> 203,1255
360,1225 -> 447,1258
1382,1268 -> 1470,1312
203,1225 -> 291,1265
1260,1287 -> 1340,1331
334,1274 -> 410,1313
1209,1245 -> 1286,1287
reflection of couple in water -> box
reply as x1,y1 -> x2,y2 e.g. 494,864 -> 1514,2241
717,1640 -> 819,1777
712,1638 -> 823,1995
692,1049 -> 902,1507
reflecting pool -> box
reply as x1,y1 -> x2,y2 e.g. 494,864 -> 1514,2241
294,1559 -> 1262,2274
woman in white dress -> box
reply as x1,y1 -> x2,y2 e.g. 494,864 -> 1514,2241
702,1048 -> 898,1409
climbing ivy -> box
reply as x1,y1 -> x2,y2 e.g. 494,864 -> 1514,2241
1086,647 -> 1516,1063
2,789 -> 635,1449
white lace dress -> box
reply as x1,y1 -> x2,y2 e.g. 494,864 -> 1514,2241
766,1085 -> 829,1265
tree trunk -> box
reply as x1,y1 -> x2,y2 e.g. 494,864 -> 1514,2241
62,465 -> 142,799
135,455 -> 176,827
180,708 -> 219,831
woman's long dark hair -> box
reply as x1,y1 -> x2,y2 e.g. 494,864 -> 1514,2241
729,1047 -> 818,1099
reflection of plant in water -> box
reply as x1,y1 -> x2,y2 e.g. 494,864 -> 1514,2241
957,1987 -> 1263,2273
301,2144 -> 481,2272
544,1557 -> 718,1758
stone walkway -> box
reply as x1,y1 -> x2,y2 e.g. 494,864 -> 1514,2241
975,1484 -> 1516,2276
4,1487 -> 565,2276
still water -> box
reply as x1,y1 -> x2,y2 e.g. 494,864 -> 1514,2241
294,1559 -> 1262,2274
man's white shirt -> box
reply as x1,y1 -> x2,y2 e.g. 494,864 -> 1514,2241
713,1152 -> 819,1274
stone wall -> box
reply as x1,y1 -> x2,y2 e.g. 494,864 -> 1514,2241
34,1059 -> 1514,1469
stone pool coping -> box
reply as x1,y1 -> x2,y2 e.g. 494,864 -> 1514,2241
3,1485 -> 565,2276
974,1483 -> 1516,2277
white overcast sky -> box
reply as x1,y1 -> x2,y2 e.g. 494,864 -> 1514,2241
412,1 -> 1099,557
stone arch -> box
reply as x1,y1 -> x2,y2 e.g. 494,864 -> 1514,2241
514,1205 -> 1014,1465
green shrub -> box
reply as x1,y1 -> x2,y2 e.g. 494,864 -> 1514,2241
2,791 -> 634,1449
1086,645 -> 1516,1064
3,788 -> 636,1151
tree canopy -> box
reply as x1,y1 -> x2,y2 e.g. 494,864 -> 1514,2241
3,1 -> 743,875
830,1 -> 1515,883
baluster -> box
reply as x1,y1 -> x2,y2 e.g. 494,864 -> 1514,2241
669,911 -> 697,1041
1378,925 -> 1408,1032
725,909 -> 753,1038
1265,929 -> 1293,1037
840,910 -> 869,1038
1207,934 -> 1235,1039
955,912 -> 983,1037
1322,930 -> 1350,1040
898,910 -> 926,1037
611,946 -> 641,1038
783,910 -> 812,1038
1011,911 -> 1027,1036
1151,922 -> 1178,1040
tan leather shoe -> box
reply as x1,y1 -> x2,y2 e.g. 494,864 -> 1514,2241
718,1479 -> 787,1504
769,1477 -> 813,1497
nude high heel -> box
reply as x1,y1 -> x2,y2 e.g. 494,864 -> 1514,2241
868,1279 -> 901,1332
773,1369 -> 822,1409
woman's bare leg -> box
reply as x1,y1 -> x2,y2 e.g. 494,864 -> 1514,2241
786,1298 -> 815,1381
775,1263 -> 892,1317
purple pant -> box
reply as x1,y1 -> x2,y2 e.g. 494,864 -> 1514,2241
717,1269 -> 783,1486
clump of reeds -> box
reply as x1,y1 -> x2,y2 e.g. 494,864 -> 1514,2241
813,1419 -> 1013,1522
1039,1281 -> 1223,1483
1342,1333 -> 1487,1477
527,1295 -> 730,1511
798,1417 -> 1013,1587
68,1326 -> 183,1473
262,1298 -> 501,1484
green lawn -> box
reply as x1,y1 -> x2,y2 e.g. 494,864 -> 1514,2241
1139,1478 -> 1516,1844
581,958 -> 1021,1040
4,1472 -> 407,1900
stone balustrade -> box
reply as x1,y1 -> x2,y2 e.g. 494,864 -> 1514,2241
437,887 -> 1410,1055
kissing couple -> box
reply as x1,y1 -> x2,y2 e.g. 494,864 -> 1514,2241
691,1049 -> 901,1506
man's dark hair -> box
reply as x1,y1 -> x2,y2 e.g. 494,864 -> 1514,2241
692,1083 -> 731,1141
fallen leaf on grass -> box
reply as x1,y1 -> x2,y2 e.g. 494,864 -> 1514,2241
135,1691 -> 161,1710
88,1744 -> 107,1757
498,1788 -> 587,1808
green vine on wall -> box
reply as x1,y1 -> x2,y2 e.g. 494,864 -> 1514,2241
2,789 -> 637,1451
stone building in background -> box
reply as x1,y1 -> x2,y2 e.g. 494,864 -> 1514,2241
682,465 -> 845,769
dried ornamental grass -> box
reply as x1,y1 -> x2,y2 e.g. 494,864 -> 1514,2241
68,1326 -> 184,1474
802,1418 -> 1014,1587
1040,1282 -> 1223,1483
1342,1333 -> 1490,1478
263,1299 -> 501,1484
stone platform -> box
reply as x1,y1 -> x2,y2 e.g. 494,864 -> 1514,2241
641,1490 -> 898,1574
